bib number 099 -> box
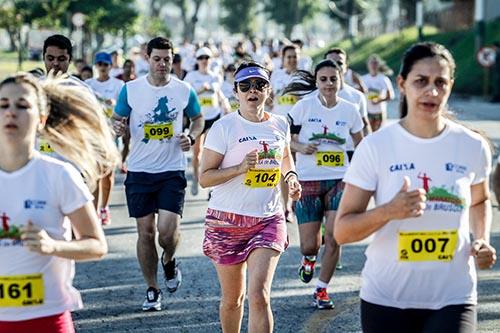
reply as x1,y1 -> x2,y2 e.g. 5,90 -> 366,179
144,123 -> 174,140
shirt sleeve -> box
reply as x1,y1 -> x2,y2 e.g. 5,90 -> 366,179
204,119 -> 226,155
343,137 -> 378,191
471,137 -> 492,185
358,92 -> 368,118
58,164 -> 93,215
350,105 -> 364,134
184,88 -> 202,118
114,85 -> 132,117
384,76 -> 395,99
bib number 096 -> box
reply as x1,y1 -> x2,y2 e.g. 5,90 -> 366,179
316,151 -> 344,167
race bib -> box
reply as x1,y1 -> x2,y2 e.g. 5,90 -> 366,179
244,168 -> 280,188
398,230 -> 458,262
316,151 -> 345,167
278,95 -> 298,105
143,123 -> 174,140
199,96 -> 214,107
230,101 -> 239,112
0,273 -> 44,307
104,106 -> 113,118
38,139 -> 54,153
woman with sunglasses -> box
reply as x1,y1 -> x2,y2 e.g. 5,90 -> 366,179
0,73 -> 118,332
185,47 -> 230,196
200,62 -> 301,333
335,43 -> 496,332
284,60 -> 364,309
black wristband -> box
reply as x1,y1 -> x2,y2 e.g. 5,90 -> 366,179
187,134 -> 195,146
284,170 -> 298,183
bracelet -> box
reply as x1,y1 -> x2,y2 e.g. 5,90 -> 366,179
284,170 -> 298,183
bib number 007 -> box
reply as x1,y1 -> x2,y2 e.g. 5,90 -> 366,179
398,230 -> 458,262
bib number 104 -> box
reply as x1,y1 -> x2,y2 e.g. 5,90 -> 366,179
244,169 -> 280,188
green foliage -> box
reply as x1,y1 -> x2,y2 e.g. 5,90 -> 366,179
220,0 -> 257,35
311,18 -> 500,95
263,0 -> 321,37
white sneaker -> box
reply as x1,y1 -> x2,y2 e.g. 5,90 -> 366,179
191,180 -> 199,196
142,287 -> 162,311
163,257 -> 182,293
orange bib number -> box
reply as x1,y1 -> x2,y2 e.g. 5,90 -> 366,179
316,151 -> 345,167
244,168 -> 280,188
144,123 -> 174,140
0,273 -> 44,307
398,230 -> 458,262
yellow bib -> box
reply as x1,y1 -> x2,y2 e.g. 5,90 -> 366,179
316,151 -> 345,167
39,139 -> 54,153
143,123 -> 174,140
0,273 -> 44,307
398,230 -> 458,262
277,95 -> 298,105
244,168 -> 280,188
199,96 -> 214,107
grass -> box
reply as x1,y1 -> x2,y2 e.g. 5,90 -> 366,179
311,18 -> 500,95
0,51 -> 43,80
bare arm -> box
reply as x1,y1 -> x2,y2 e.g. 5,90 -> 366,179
199,148 -> 258,188
493,163 -> 500,207
21,202 -> 107,261
362,116 -> 372,136
290,134 -> 319,154
352,72 -> 367,94
188,114 -> 205,139
334,178 -> 426,244
350,130 -> 364,147
280,144 -> 301,200
217,89 -> 231,115
111,113 -> 128,137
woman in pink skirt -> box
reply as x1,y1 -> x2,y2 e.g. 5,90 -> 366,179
200,61 -> 301,333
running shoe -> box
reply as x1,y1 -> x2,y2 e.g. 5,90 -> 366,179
298,256 -> 316,283
313,288 -> 334,310
191,180 -> 199,196
336,259 -> 343,270
99,207 -> 111,225
142,287 -> 162,311
162,255 -> 182,293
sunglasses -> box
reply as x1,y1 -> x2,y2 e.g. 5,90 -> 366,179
197,56 -> 210,60
238,79 -> 269,93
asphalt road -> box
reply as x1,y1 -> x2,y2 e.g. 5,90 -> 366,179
73,97 -> 500,333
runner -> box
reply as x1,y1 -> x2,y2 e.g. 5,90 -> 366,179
285,60 -> 364,309
335,42 -> 496,332
361,54 -> 395,132
184,47 -> 230,196
109,50 -> 123,78
112,37 -> 204,311
42,34 -> 72,76
171,54 -> 187,80
0,73 -> 118,332
116,59 -> 137,82
80,65 -> 93,81
221,64 -> 239,113
200,61 -> 301,333
85,52 -> 125,225
270,44 -> 301,221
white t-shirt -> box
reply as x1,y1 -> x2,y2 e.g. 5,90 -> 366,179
270,68 -> 298,117
204,112 -> 290,217
221,80 -> 239,113
109,67 -> 123,78
135,58 -> 149,77
115,75 -> 201,173
339,84 -> 368,151
288,96 -> 364,181
184,70 -> 223,120
0,153 -> 92,321
344,120 -> 492,309
85,77 -> 124,101
361,73 -> 394,114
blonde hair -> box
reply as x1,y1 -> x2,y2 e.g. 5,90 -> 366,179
0,73 -> 120,190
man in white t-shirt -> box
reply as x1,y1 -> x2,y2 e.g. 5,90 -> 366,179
85,52 -> 124,226
112,37 -> 204,312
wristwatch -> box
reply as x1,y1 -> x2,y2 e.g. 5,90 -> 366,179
187,134 -> 196,146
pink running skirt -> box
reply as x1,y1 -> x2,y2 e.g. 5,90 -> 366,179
203,208 -> 288,265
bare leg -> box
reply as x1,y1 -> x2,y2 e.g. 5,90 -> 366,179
318,211 -> 340,285
136,213 -> 159,289
156,209 -> 181,262
214,262 -> 246,333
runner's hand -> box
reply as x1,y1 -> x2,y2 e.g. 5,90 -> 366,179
471,239 -> 497,269
238,149 -> 259,173
383,177 -> 426,220
287,176 -> 301,201
178,134 -> 192,152
113,118 -> 127,137
20,220 -> 56,255
301,142 -> 319,155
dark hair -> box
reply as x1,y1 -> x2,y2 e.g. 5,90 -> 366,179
291,39 -> 303,48
233,61 -> 269,90
43,34 -> 73,61
123,59 -> 134,67
81,65 -> 93,72
398,42 -> 456,118
173,53 -> 182,64
225,63 -> 236,72
282,59 -> 341,97
74,58 -> 84,64
324,48 -> 347,61
281,45 -> 298,58
146,37 -> 173,56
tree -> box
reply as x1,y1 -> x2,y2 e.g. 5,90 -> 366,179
220,0 -> 257,36
263,0 -> 320,38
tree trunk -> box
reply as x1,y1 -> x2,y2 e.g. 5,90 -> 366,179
6,27 -> 17,52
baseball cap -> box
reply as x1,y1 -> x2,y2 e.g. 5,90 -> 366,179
195,47 -> 213,59
94,52 -> 112,65
234,66 -> 270,83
